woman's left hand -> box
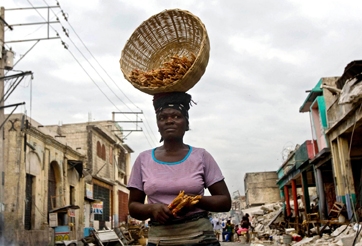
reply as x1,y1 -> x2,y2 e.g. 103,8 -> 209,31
150,203 -> 173,224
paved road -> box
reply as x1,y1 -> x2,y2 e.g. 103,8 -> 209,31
219,240 -> 281,246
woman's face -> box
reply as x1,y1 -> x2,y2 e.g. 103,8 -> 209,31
157,108 -> 188,141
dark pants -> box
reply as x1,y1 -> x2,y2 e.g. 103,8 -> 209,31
222,231 -> 232,241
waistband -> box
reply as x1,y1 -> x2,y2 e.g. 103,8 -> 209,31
149,211 -> 209,226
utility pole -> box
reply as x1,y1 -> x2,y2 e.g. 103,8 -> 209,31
0,6 -> 5,240
0,4 -> 62,243
111,111 -> 143,140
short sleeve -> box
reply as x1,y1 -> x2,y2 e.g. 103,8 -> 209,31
127,154 -> 144,191
202,149 -> 224,188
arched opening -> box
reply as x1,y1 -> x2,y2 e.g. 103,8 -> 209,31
48,161 -> 61,211
101,144 -> 106,160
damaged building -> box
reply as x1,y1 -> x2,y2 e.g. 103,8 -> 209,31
275,60 -> 362,235
2,114 -> 133,245
242,60 -> 362,245
244,171 -> 281,208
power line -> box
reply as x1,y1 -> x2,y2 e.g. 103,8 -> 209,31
141,115 -> 158,144
24,0 -> 159,147
44,0 -> 135,112
64,44 -> 123,112
54,0 -> 139,112
24,0 -> 126,113
51,0 -> 159,145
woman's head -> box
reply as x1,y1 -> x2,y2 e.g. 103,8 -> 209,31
153,92 -> 192,142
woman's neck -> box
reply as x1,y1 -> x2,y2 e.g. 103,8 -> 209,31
161,140 -> 187,152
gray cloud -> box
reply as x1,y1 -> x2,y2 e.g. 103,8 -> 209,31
4,0 -> 362,194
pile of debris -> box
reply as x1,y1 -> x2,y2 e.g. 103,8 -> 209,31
243,202 -> 286,239
241,201 -> 362,245
81,223 -> 148,246
290,224 -> 362,246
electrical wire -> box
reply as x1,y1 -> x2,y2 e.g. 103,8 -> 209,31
53,1 -> 138,112
43,0 -> 133,111
45,0 -> 159,146
25,0 -> 120,111
53,3 -> 159,146
64,43 -> 155,147
20,0 -> 158,148
64,45 -> 124,113
141,116 -> 159,144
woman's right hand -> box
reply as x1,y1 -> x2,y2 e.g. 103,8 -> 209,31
150,203 -> 173,224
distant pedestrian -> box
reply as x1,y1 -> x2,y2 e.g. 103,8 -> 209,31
245,213 -> 254,231
213,220 -> 223,241
222,220 -> 234,242
221,218 -> 226,228
239,216 -> 251,242
233,224 -> 240,241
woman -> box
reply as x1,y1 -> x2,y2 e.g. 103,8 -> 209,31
127,92 -> 232,246
238,216 -> 251,243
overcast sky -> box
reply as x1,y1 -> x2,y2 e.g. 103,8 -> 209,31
3,0 -> 362,195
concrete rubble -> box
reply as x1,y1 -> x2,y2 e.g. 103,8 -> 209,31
240,202 -> 362,245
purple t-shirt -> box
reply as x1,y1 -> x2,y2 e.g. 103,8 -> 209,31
127,146 -> 224,214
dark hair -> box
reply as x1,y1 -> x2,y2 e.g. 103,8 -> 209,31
153,92 -> 192,136
153,92 -> 192,113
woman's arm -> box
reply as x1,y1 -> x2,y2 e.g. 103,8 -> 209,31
128,188 -> 173,224
195,180 -> 231,212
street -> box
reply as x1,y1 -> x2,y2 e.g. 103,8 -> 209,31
219,240 -> 281,246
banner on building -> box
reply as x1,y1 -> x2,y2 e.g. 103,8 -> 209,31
49,213 -> 58,227
68,209 -> 75,217
92,201 -> 103,214
86,183 -> 93,199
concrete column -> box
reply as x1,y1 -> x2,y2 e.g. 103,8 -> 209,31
284,185 -> 291,216
337,137 -> 356,220
301,172 -> 310,213
316,167 -> 327,220
291,180 -> 298,216
331,140 -> 344,202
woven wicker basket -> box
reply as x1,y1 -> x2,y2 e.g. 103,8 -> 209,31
120,9 -> 210,95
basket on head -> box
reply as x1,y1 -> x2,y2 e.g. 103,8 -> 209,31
120,9 -> 210,95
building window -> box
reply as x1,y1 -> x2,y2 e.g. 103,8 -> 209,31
25,174 -> 34,230
101,144 -> 106,160
93,184 -> 110,229
118,150 -> 126,172
48,164 -> 56,210
97,142 -> 107,161
70,186 -> 75,205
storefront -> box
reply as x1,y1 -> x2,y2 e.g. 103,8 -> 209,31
49,205 -> 80,246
